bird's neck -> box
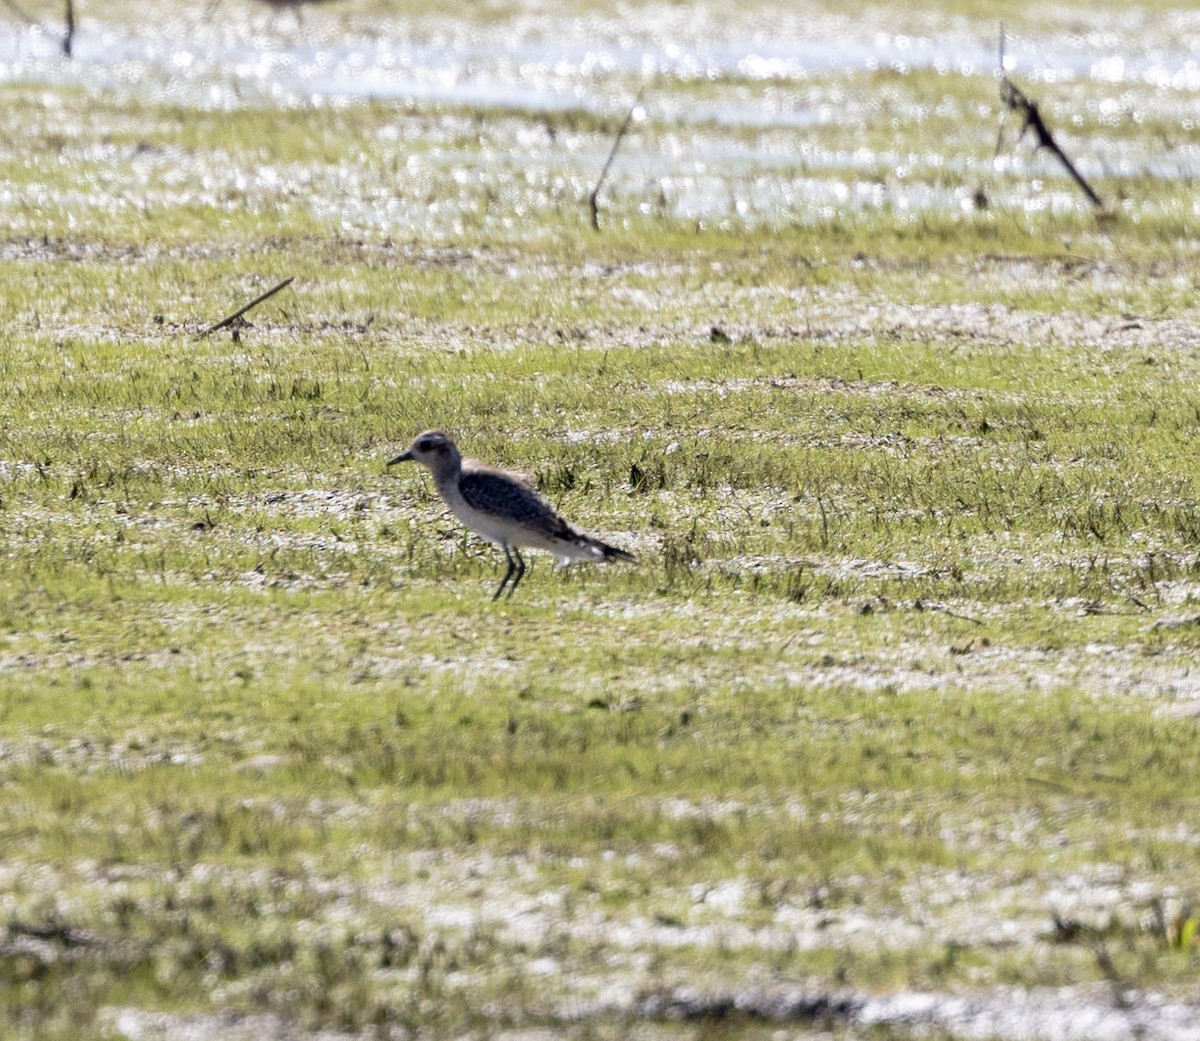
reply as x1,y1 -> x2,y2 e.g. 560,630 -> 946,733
431,458 -> 462,490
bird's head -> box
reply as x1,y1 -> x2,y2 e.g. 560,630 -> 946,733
387,429 -> 460,472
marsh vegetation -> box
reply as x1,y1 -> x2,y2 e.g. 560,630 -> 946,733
2,1 -> 1200,1038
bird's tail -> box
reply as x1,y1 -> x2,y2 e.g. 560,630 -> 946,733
592,539 -> 638,566
581,534 -> 637,564
557,532 -> 637,567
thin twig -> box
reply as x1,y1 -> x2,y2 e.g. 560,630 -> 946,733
917,599 -> 985,626
995,26 -> 1104,209
994,25 -> 1009,158
62,0 -> 74,58
197,276 -> 295,339
1092,940 -> 1133,1010
588,89 -> 645,231
1000,79 -> 1104,208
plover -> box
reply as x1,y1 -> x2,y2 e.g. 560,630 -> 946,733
388,430 -> 636,600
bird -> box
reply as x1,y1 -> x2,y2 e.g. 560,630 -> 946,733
387,430 -> 636,600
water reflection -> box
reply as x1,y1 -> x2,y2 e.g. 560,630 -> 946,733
3,7 -> 1198,228
3,10 -> 1199,113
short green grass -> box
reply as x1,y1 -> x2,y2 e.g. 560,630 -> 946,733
4,2 -> 1200,1038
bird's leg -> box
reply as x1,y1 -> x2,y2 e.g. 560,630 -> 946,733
492,546 -> 518,601
506,548 -> 527,599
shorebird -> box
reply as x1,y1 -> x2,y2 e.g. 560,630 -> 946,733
388,430 -> 636,600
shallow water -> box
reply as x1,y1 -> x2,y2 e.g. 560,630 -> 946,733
4,4 -> 1200,227
5,6 -> 1200,115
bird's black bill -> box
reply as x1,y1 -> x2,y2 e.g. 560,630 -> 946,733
386,450 -> 414,466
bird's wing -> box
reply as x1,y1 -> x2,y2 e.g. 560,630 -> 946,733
461,457 -> 538,489
458,467 -> 573,538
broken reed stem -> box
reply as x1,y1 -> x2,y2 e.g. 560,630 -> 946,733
999,78 -> 1104,209
996,26 -> 1104,210
0,0 -> 72,55
589,89 -> 645,231
198,276 -> 295,339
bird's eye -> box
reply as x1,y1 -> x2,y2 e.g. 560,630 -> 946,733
416,439 -> 433,452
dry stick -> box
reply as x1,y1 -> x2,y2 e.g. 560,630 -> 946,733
62,0 -> 74,58
588,89 -> 645,231
921,600 -> 985,626
996,28 -> 1104,209
198,276 -> 295,339
999,78 -> 1104,208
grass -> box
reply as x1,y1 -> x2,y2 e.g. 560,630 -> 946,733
4,2 -> 1200,1039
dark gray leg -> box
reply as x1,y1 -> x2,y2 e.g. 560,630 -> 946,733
492,546 -> 518,601
505,548 -> 527,599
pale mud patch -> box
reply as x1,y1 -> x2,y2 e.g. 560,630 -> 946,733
87,844 -> 1200,1040
101,1009 -> 359,1041
5,785 -> 1197,1038
95,990 -> 1200,1041
377,298 -> 1200,361
0,645 -> 189,676
358,805 -> 1195,960
0,236 -> 484,278
615,984 -> 1200,1040
0,731 -> 205,772
531,290 -> 1200,361
797,635 -> 1200,703
800,299 -> 1200,356
577,570 -> 1200,704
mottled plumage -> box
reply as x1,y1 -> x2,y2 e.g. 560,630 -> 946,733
388,430 -> 635,599
457,470 -> 571,536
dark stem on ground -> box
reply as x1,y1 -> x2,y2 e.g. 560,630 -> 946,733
925,602 -> 985,626
995,26 -> 1105,210
589,89 -> 645,231
198,276 -> 296,340
1092,940 -> 1134,1010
